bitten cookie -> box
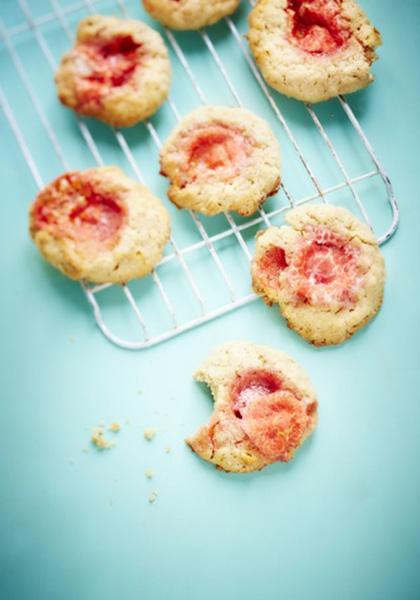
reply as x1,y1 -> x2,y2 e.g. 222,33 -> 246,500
55,15 -> 171,127
29,166 -> 171,284
252,204 -> 385,345
160,106 -> 281,216
142,0 -> 241,30
248,0 -> 382,103
186,342 -> 318,473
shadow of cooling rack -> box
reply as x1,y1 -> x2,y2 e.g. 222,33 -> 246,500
0,0 -> 399,349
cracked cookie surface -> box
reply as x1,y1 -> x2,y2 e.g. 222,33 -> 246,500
248,0 -> 382,103
29,166 -> 170,284
251,204 -> 386,345
186,341 -> 318,473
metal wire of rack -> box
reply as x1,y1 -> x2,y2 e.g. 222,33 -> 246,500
0,0 -> 399,349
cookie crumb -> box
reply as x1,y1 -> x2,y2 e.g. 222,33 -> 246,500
144,427 -> 156,441
125,417 -> 131,425
144,468 -> 154,479
108,422 -> 121,433
137,390 -> 143,395
164,446 -> 171,454
68,336 -> 76,343
148,491 -> 158,504
91,426 -> 114,450
82,448 -> 89,454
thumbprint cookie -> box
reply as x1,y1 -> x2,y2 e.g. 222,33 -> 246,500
251,204 -> 386,345
160,106 -> 281,216
55,15 -> 171,127
248,0 -> 382,103
29,166 -> 171,284
142,0 -> 241,30
186,341 -> 318,473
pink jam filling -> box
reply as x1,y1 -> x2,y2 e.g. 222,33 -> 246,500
33,172 -> 126,248
75,35 -> 143,106
301,242 -> 346,284
230,368 -> 311,462
287,226 -> 361,306
242,392 -> 308,462
257,246 -> 288,290
287,0 -> 351,55
257,226 -> 362,308
231,369 -> 283,419
181,124 -> 252,183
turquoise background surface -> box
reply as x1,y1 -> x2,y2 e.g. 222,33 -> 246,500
1,1 -> 419,599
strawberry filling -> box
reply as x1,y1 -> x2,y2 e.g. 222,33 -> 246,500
74,35 -> 143,107
181,124 -> 252,183
285,226 -> 361,306
33,172 -> 126,249
257,246 -> 288,290
230,368 -> 310,462
231,369 -> 283,418
242,392 -> 308,462
302,243 -> 345,284
287,0 -> 351,55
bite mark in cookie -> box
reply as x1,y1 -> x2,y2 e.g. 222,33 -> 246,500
186,342 -> 318,473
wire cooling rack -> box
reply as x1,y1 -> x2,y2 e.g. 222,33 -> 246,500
1,0 -> 398,349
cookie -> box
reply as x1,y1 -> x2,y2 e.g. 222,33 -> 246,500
55,15 -> 171,127
142,0 -> 241,30
29,166 -> 171,284
252,204 -> 385,345
248,0 -> 382,103
186,342 -> 318,473
160,106 -> 281,216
